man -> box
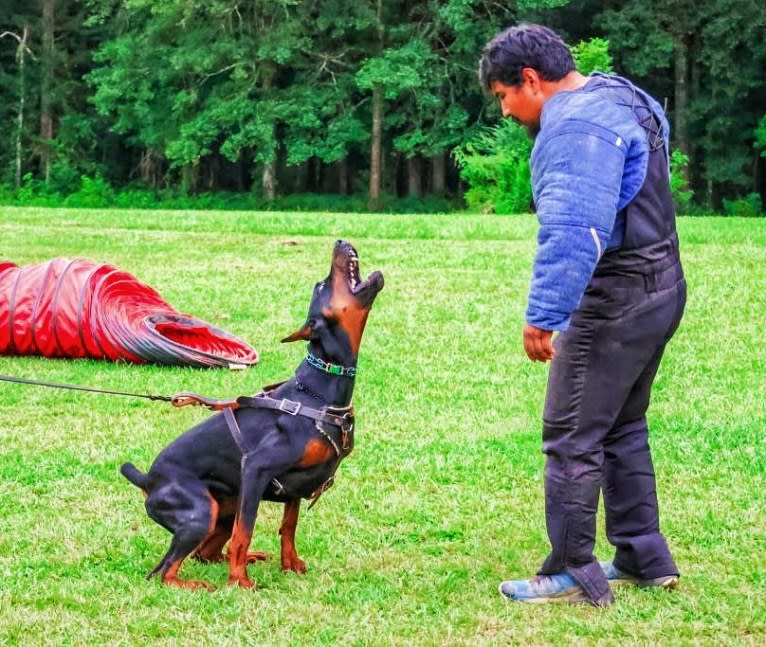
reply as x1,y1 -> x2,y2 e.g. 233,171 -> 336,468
478,24 -> 686,606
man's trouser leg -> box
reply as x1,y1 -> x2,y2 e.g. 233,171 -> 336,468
603,272 -> 686,579
538,264 -> 685,604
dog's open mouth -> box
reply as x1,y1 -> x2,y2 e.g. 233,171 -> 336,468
334,240 -> 384,304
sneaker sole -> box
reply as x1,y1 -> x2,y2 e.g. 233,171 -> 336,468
609,575 -> 679,589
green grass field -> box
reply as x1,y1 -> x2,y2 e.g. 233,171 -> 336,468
1,206 -> 764,646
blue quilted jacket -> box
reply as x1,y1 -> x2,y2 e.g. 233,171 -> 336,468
526,73 -> 669,330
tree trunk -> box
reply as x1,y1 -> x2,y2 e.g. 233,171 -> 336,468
368,0 -> 384,211
260,63 -> 277,201
40,0 -> 55,183
407,156 -> 420,197
431,152 -> 446,195
206,154 -> 219,191
673,34 -> 690,156
262,162 -> 277,201
313,157 -> 321,192
337,158 -> 348,194
12,27 -> 31,188
368,83 -> 383,210
181,165 -> 199,194
236,155 -> 246,192
139,148 -> 161,188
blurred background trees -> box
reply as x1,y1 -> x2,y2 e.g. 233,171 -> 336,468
0,0 -> 763,214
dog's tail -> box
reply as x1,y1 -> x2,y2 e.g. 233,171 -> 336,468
120,462 -> 150,490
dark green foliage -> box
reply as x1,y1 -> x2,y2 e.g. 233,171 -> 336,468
453,121 -> 533,214
6,172 -> 455,213
670,150 -> 694,214
570,37 -> 613,74
593,0 -> 766,209
755,115 -> 766,157
0,0 -> 764,210
722,193 -> 763,217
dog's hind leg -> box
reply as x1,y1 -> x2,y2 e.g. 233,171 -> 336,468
193,510 -> 270,565
279,499 -> 306,573
145,484 -> 218,590
192,516 -> 231,564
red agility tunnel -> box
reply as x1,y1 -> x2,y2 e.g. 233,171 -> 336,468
0,258 -> 259,368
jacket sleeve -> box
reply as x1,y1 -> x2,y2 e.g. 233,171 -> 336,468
526,121 -> 630,330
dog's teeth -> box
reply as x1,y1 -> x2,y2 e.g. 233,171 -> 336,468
347,258 -> 361,290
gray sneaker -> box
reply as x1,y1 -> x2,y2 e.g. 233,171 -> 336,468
498,573 -> 589,604
600,561 -> 679,589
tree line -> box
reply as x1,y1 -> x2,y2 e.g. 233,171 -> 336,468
1,0 -> 764,213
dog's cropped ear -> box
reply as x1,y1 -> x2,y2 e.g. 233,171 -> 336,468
282,317 -> 322,342
281,325 -> 312,343
281,317 -> 327,343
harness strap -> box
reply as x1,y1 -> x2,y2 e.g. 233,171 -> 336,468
235,394 -> 353,432
171,390 -> 353,434
306,414 -> 355,509
222,406 -> 248,455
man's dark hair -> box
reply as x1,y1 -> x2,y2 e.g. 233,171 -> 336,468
478,23 -> 575,92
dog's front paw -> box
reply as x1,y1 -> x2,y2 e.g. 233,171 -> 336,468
281,556 -> 307,574
228,575 -> 256,589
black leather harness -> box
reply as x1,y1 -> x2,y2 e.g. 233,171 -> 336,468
215,391 -> 355,509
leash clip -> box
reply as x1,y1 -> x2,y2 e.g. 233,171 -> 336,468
171,391 -> 238,411
278,398 -> 302,416
340,411 -> 354,434
341,414 -> 354,451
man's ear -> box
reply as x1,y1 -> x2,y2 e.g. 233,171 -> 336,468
521,66 -> 541,92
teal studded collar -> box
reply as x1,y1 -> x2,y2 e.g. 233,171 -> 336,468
306,352 -> 357,377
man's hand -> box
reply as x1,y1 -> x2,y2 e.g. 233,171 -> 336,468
523,323 -> 555,362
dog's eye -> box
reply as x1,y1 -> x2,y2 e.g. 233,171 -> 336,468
315,281 -> 326,292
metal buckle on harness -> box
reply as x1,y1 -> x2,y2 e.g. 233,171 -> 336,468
271,477 -> 286,495
340,412 -> 353,450
278,399 -> 302,415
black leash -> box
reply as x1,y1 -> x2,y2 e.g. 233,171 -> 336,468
0,371 -> 352,510
0,373 -> 173,402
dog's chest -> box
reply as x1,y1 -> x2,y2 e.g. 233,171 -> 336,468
266,416 -> 354,502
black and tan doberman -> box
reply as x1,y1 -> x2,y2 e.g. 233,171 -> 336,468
120,240 -> 383,589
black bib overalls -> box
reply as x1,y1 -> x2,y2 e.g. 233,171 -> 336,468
537,75 -> 686,605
